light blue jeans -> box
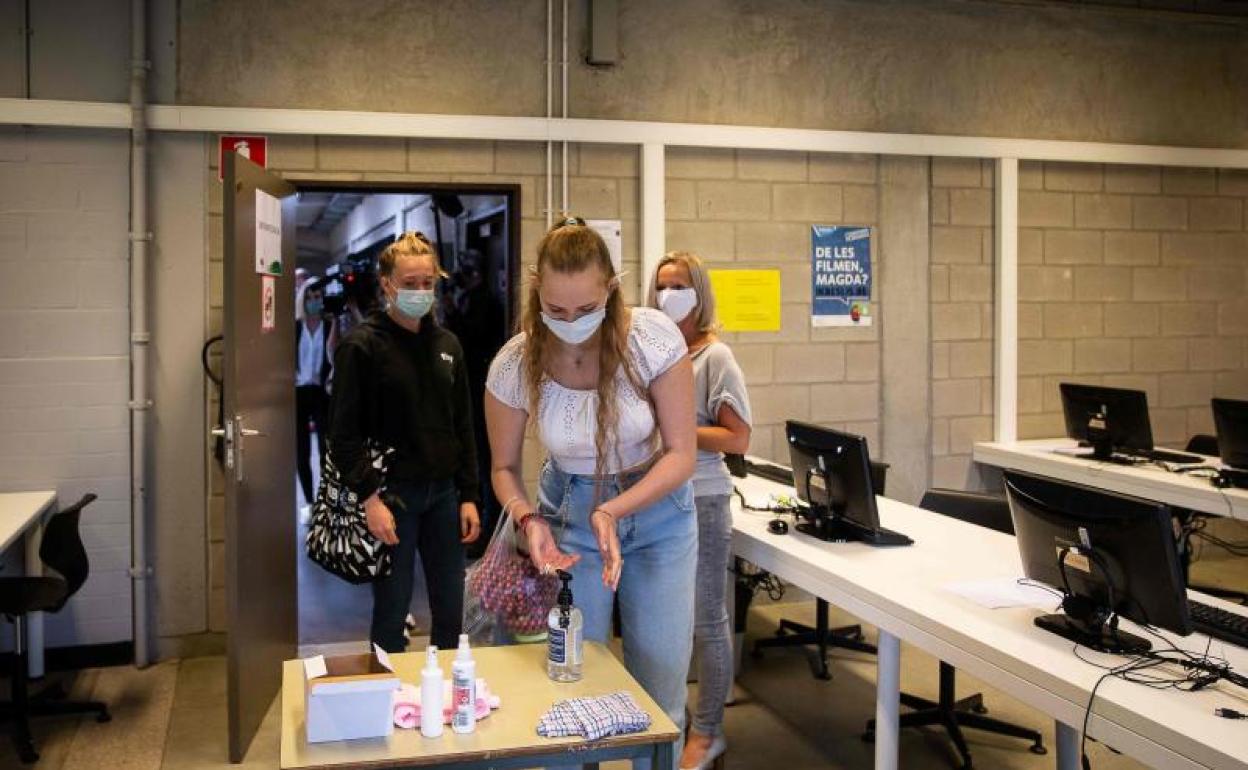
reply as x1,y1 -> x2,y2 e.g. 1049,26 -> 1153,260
690,493 -> 733,738
538,459 -> 697,770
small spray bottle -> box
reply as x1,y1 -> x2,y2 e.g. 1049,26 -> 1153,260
420,645 -> 443,738
547,570 -> 583,682
451,634 -> 477,734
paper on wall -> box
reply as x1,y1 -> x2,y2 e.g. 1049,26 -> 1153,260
586,219 -> 623,274
256,189 -> 282,276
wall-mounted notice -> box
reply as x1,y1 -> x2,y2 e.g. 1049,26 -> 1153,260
261,275 -> 276,333
709,269 -> 781,332
586,219 -> 623,275
811,225 -> 871,327
256,190 -> 283,276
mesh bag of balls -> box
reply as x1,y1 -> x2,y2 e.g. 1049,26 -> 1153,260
465,511 -> 560,640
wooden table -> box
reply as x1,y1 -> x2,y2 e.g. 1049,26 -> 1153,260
281,642 -> 679,770
0,491 -> 57,678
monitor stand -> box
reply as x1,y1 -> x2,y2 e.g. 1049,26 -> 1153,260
1034,613 -> 1150,655
795,509 -> 913,547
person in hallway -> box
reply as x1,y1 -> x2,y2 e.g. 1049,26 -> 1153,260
328,231 -> 481,652
443,248 -> 507,558
484,219 -> 697,770
649,251 -> 752,770
295,281 -> 334,510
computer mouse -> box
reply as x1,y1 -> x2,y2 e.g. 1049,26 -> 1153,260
1212,474 -> 1233,489
768,519 -> 789,535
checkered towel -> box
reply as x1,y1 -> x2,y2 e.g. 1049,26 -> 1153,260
536,692 -> 651,741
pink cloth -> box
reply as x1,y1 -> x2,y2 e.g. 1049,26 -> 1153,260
392,680 -> 502,729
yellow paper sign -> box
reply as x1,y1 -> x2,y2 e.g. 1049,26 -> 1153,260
709,269 -> 781,332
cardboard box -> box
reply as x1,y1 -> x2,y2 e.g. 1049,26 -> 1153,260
303,646 -> 401,743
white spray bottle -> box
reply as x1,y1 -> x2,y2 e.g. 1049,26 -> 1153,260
420,645 -> 443,738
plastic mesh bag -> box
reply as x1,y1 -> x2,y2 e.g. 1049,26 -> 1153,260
463,510 -> 560,644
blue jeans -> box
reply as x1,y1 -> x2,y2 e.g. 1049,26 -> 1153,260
370,477 -> 464,653
538,460 -> 697,770
691,494 -> 733,738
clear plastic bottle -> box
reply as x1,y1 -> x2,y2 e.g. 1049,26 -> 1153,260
451,634 -> 476,734
547,570 -> 583,682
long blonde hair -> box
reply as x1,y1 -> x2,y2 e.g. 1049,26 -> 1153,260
522,222 -> 648,479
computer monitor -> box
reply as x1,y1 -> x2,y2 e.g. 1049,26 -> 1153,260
1004,470 -> 1191,654
1059,383 -> 1153,459
785,421 -> 912,547
1213,398 -> 1248,471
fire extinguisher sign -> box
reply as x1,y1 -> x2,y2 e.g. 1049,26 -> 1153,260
218,135 -> 268,181
811,225 -> 872,327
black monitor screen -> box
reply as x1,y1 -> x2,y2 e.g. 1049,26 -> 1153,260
1213,398 -> 1248,470
1060,383 -> 1154,453
1004,470 -> 1190,640
786,421 -> 880,533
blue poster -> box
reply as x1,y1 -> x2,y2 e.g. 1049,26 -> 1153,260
811,225 -> 872,327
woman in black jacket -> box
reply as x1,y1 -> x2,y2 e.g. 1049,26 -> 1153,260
328,231 -> 481,652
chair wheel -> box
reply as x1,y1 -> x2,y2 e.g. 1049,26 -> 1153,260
96,711 -> 112,723
1029,743 -> 1047,756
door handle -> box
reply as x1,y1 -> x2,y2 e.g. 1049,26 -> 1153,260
232,416 -> 267,482
239,428 -> 264,438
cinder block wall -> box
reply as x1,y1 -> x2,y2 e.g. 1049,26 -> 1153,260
929,159 -> 997,489
0,127 -> 134,649
1016,163 -> 1248,445
204,137 -> 639,632
664,148 -> 883,465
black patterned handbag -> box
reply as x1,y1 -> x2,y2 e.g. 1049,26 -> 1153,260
305,442 -> 394,583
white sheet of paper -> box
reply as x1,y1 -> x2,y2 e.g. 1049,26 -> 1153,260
303,655 -> 328,679
942,577 -> 1060,610
586,219 -> 623,274
255,189 -> 282,275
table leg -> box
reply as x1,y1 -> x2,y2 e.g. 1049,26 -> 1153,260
24,517 -> 45,679
874,629 -> 901,770
1055,721 -> 1080,770
652,739 -> 673,770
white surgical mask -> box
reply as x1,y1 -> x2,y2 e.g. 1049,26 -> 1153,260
656,287 -> 698,323
393,288 -> 435,319
541,307 -> 606,345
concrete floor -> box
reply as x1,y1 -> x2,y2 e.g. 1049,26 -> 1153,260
9,520 -> 1248,770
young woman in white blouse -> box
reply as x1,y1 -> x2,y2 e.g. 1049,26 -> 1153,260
650,251 -> 752,770
484,219 -> 697,770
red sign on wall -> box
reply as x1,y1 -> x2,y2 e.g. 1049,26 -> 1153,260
218,135 -> 268,181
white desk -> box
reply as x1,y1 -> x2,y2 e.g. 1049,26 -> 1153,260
731,474 -> 1248,770
0,491 -> 57,678
974,439 -> 1248,520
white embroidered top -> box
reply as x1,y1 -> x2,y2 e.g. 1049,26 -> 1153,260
486,307 -> 687,474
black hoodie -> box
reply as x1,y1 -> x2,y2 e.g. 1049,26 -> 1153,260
328,310 -> 479,505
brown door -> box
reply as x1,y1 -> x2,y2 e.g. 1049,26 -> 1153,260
221,153 -> 298,762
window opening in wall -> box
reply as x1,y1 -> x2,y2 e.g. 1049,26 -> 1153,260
292,184 -> 519,651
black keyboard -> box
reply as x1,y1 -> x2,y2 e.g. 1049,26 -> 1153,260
1189,599 -> 1248,648
1138,448 -> 1205,465
746,458 -> 794,486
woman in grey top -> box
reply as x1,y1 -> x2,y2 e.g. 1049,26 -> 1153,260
649,251 -> 751,770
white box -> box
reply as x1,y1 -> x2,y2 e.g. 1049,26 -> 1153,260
303,646 -> 401,743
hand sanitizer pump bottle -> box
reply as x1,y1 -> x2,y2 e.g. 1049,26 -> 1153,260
547,570 -> 583,682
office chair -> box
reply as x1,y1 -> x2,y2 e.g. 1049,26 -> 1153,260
0,494 -> 111,764
864,489 -> 1044,770
751,461 -> 887,681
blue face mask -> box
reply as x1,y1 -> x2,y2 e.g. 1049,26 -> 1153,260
393,288 -> 435,319
305,298 -> 324,316
541,307 -> 606,345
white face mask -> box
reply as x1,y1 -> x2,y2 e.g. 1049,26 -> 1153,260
656,287 -> 698,323
541,307 -> 606,345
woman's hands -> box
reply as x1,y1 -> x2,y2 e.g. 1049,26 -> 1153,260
364,492 -> 398,545
523,514 -> 580,576
459,502 -> 481,543
591,508 -> 622,591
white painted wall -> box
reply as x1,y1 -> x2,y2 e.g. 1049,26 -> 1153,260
0,126 -> 133,648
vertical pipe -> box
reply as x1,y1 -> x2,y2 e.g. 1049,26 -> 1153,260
545,0 -> 553,229
22,0 -> 31,98
129,0 -> 151,668
640,143 -> 665,295
993,158 -> 1019,443
561,0 -> 569,217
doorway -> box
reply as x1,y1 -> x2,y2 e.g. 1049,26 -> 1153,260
291,184 -> 520,653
